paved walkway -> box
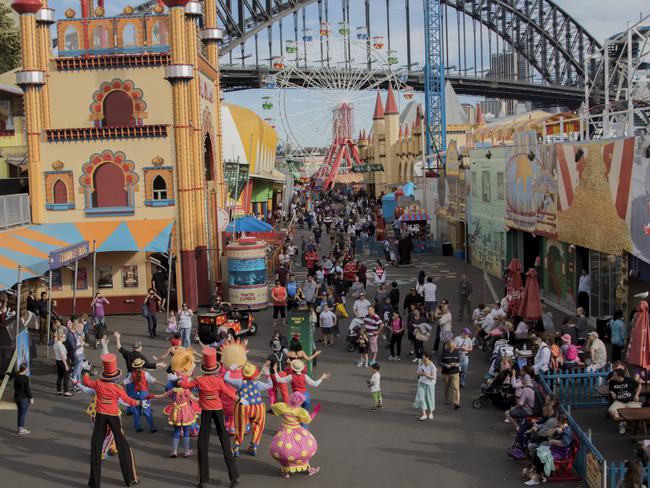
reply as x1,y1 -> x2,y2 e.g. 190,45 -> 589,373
0,235 -> 579,487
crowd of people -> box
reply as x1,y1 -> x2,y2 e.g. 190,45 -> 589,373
6,186 -> 650,488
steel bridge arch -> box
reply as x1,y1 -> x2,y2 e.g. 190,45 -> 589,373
217,0 -> 602,86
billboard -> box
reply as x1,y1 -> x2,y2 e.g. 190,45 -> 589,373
629,135 -> 650,261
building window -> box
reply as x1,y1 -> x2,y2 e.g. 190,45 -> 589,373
471,172 -> 477,197
93,25 -> 110,49
92,162 -> 128,208
496,172 -> 505,200
122,23 -> 136,47
64,26 -> 79,51
103,90 -> 135,127
482,170 -> 491,202
53,179 -> 67,204
152,175 -> 168,200
151,21 -> 169,45
204,135 -> 214,181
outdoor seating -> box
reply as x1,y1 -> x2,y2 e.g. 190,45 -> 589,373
548,434 -> 580,483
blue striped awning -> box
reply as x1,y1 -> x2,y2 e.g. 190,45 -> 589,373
398,211 -> 430,222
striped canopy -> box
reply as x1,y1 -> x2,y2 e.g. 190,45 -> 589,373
398,211 -> 430,222
0,219 -> 174,291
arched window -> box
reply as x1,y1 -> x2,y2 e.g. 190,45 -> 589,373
64,26 -> 79,51
204,135 -> 214,181
92,163 -> 127,208
152,175 -> 168,200
122,23 -> 136,47
103,90 -> 134,126
151,21 -> 168,45
93,25 -> 110,49
53,179 -> 67,204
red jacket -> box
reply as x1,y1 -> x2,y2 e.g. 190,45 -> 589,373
82,374 -> 138,416
179,375 -> 236,411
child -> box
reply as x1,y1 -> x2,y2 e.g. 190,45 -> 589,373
367,363 -> 382,410
123,358 -> 157,432
356,328 -> 369,368
166,311 -> 178,339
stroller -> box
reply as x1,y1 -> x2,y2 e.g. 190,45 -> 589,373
346,318 -> 364,352
472,381 -> 514,410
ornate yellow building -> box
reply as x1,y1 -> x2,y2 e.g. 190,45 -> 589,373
7,0 -> 228,311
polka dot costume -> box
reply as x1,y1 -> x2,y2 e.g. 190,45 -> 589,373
269,403 -> 318,474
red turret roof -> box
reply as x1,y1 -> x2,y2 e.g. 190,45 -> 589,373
404,125 -> 410,139
398,124 -> 403,138
384,85 -> 398,115
373,92 -> 384,120
11,0 -> 41,14
476,103 -> 485,125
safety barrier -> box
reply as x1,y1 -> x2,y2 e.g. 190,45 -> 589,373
355,237 -> 442,256
539,367 -> 610,408
608,461 -> 650,488
0,193 -> 30,230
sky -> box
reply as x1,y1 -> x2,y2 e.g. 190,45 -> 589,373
40,0 -> 650,148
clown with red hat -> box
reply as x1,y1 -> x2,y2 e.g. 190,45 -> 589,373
179,348 -> 239,488
224,361 -> 273,457
82,353 -> 141,487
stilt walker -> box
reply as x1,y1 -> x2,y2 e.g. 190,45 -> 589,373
179,348 -> 239,488
224,363 -> 273,457
82,354 -> 140,488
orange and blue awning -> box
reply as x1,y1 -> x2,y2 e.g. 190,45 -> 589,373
0,219 -> 173,290
397,211 -> 430,222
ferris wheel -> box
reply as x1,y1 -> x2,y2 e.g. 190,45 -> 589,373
262,27 -> 413,168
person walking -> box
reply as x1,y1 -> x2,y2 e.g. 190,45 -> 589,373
178,303 -> 193,348
179,348 -> 239,488
363,306 -> 383,365
578,269 -> 591,316
53,331 -> 72,396
272,280 -> 288,328
388,311 -> 404,360
413,352 -> 437,420
319,304 -> 337,346
453,328 -> 473,388
37,291 -> 48,344
91,292 -> 109,341
10,363 -> 33,435
421,277 -> 437,321
433,301 -> 452,352
457,273 -> 473,322
143,288 -> 162,338
367,363 -> 383,410
440,341 -> 461,409
610,310 -> 627,362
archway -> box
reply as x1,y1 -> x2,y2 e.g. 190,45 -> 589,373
53,179 -> 67,204
152,175 -> 168,200
92,163 -> 127,207
204,134 -> 214,181
103,90 -> 134,127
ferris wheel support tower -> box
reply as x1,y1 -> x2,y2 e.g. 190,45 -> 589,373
423,0 -> 446,167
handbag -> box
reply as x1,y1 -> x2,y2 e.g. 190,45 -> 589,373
415,328 -> 431,342
335,302 -> 349,319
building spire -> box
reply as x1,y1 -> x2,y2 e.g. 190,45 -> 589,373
373,92 -> 384,120
384,85 -> 398,115
476,103 -> 485,126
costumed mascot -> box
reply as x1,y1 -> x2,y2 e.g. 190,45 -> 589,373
224,362 -> 273,457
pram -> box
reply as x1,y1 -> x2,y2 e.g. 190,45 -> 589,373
472,380 -> 514,410
346,318 -> 364,352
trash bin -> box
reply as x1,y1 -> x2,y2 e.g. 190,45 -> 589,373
442,242 -> 453,256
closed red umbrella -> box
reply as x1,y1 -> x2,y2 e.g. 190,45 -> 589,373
517,268 -> 543,321
505,258 -> 524,316
627,301 -> 650,369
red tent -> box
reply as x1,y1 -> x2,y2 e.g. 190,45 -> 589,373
517,268 -> 543,321
505,258 -> 524,315
627,301 -> 650,369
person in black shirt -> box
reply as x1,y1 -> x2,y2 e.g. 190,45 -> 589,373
10,363 -> 33,434
440,341 -> 461,409
389,282 -> 400,310
403,288 -> 424,313
151,269 -> 167,311
263,340 -> 289,408
26,289 -> 38,315
37,291 -> 48,344
609,368 -> 642,434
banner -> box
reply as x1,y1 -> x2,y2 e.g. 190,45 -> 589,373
287,311 -> 314,375
48,241 -> 89,270
629,135 -> 650,261
556,137 -> 635,255
16,329 -> 30,376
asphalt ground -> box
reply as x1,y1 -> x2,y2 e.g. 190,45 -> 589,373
0,232 -> 581,488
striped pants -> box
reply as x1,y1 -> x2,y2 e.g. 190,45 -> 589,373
234,401 -> 266,446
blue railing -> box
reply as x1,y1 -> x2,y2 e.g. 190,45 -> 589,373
540,368 -> 610,408
609,461 -> 650,488
560,404 -> 607,486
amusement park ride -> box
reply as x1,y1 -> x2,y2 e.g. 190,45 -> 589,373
259,1 -> 447,189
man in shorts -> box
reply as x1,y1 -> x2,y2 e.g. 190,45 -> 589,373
271,280 -> 288,328
363,306 -> 384,366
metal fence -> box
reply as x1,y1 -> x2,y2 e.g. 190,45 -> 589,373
608,461 -> 650,488
539,368 -> 611,408
355,237 -> 443,256
0,193 -> 30,229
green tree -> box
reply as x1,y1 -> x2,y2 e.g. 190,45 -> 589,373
0,3 -> 21,74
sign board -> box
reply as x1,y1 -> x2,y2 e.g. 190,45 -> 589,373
585,451 -> 604,488
16,329 -> 30,376
49,241 -> 90,270
287,310 -> 314,375
217,208 -> 230,231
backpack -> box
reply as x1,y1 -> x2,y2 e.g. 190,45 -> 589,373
565,344 -> 578,362
527,384 -> 545,417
